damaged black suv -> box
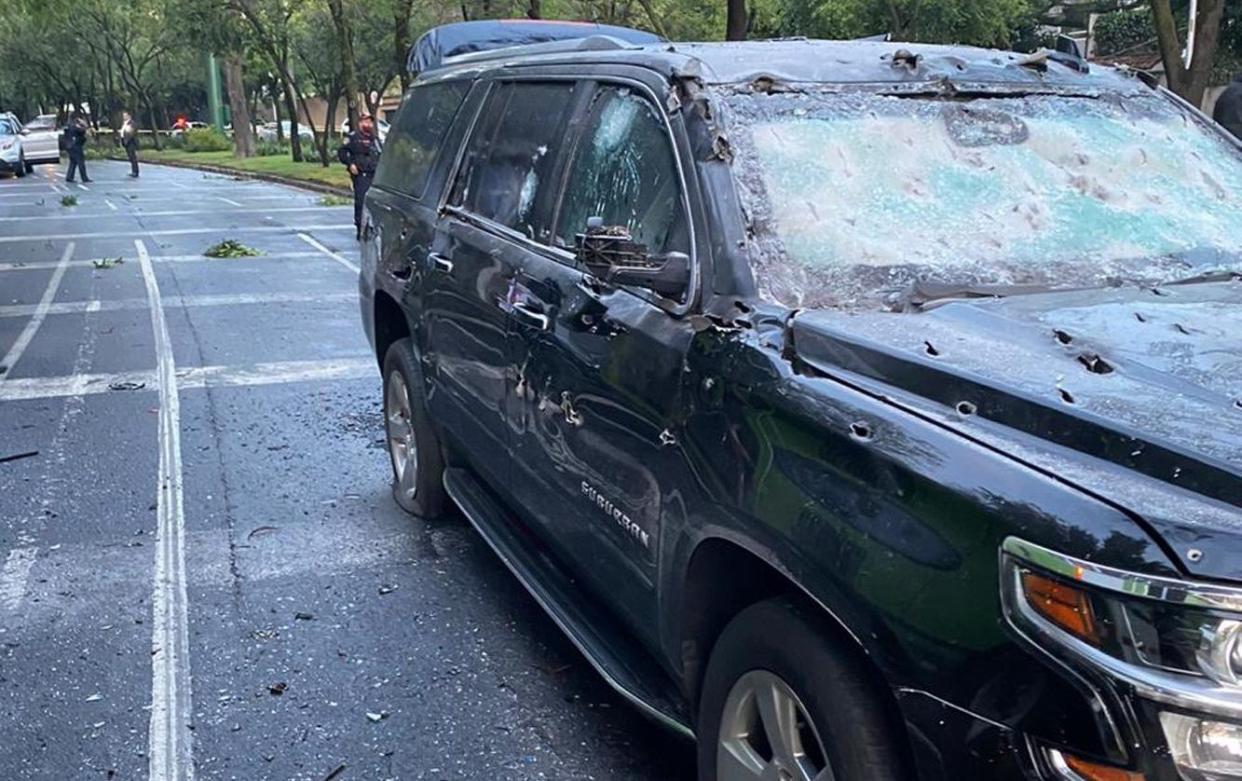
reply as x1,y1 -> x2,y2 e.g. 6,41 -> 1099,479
360,29 -> 1242,781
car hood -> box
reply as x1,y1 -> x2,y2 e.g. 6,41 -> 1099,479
790,280 -> 1242,578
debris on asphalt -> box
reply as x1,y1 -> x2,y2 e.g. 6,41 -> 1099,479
84,693 -> 103,702
294,611 -> 315,621
319,195 -> 350,207
0,450 -> 38,464
107,380 -> 146,391
322,764 -> 347,781
377,584 -> 398,595
365,711 -> 388,722
247,525 -> 278,540
203,239 -> 261,258
268,682 -> 288,696
60,195 -> 78,207
92,257 -> 125,269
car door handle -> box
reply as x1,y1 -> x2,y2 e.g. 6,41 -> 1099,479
427,253 -> 453,274
511,301 -> 550,331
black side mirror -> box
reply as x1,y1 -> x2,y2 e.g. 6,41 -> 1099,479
574,218 -> 689,299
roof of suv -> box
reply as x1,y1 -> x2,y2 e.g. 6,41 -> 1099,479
437,38 -> 1149,95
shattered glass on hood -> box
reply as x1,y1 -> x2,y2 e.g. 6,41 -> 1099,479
721,89 -> 1242,310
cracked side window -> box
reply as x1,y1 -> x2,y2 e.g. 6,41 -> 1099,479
449,81 -> 577,239
555,86 -> 688,256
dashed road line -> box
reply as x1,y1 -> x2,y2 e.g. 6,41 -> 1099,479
215,197 -> 242,207
136,239 -> 195,781
0,251 -> 323,272
0,205 -> 348,223
298,232 -> 360,274
0,242 -> 74,378
105,199 -> 117,211
0,224 -> 353,243
0,357 -> 374,402
0,291 -> 355,318
0,547 -> 38,612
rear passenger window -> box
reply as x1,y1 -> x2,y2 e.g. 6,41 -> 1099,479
555,86 -> 689,256
375,80 -> 469,199
449,81 -> 578,239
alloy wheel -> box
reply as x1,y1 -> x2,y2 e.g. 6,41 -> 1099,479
717,670 -> 835,781
384,370 -> 418,501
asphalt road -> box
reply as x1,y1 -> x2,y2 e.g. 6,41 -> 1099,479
0,161 -> 694,780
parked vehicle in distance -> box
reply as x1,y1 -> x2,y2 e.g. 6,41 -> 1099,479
171,120 -> 209,137
0,113 -> 30,176
18,113 -> 61,166
339,117 -> 390,142
360,29 -> 1242,781
257,120 -> 314,142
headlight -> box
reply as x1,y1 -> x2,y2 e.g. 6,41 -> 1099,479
1004,538 -> 1242,781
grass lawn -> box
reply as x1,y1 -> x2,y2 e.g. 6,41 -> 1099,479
129,148 -> 351,190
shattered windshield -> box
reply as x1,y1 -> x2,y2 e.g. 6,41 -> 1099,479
722,90 -> 1242,309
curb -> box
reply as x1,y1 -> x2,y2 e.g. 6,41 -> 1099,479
103,154 -> 351,197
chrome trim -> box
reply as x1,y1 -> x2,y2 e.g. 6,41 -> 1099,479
1003,537 -> 1242,613
1003,538 -> 1242,721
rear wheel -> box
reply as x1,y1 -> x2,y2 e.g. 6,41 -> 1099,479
14,154 -> 25,177
24,160 -> 34,174
382,338 -> 446,518
697,598 -> 907,781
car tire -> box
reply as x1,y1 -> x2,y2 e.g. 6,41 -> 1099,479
24,160 -> 34,174
14,155 -> 25,177
696,597 -> 907,781
382,338 -> 446,518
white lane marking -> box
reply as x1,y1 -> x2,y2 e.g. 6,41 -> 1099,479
0,191 -> 302,202
215,197 -> 242,207
77,183 -> 90,191
105,199 -> 117,211
0,358 -> 374,402
0,224 -> 352,243
0,243 -> 74,378
0,206 -> 348,223
297,233 -> 359,274
51,184 -> 68,194
0,291 -> 355,318
0,547 -> 38,612
137,239 -> 195,781
0,251 -> 323,272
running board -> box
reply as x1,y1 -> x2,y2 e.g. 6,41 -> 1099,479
443,467 -> 695,739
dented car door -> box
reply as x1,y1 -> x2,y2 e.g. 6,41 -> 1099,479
506,82 -> 699,642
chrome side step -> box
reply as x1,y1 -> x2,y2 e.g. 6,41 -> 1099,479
442,467 -> 695,739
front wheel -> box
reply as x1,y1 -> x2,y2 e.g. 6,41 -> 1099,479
14,155 -> 25,177
382,338 -> 446,518
697,598 -> 907,781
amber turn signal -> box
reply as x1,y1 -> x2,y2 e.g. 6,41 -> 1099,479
1021,570 -> 1098,644
1062,752 -> 1144,781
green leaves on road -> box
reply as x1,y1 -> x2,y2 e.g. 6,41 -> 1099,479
203,239 -> 262,258
60,195 -> 78,207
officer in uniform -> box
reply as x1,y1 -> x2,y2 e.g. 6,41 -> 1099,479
64,112 -> 91,184
337,113 -> 382,240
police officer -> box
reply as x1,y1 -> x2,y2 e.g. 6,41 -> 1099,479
337,113 -> 382,240
64,112 -> 91,184
1214,74 -> 1242,141
120,111 -> 140,178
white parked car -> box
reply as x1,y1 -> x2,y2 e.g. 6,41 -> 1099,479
339,117 -> 390,142
19,114 -> 61,165
257,121 -> 315,142
0,113 -> 31,177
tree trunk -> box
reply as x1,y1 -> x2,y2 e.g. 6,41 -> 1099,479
146,99 -> 163,150
223,55 -> 255,158
394,1 -> 414,91
324,92 -> 340,166
527,0 -> 541,18
725,0 -> 748,40
1152,0 -> 1226,107
281,79 -> 303,162
327,0 -> 362,130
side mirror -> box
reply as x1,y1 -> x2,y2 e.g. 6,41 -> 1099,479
574,219 -> 689,299
19,128 -> 29,136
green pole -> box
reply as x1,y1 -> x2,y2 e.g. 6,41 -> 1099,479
206,53 -> 225,130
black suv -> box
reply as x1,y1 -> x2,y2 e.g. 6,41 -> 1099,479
360,32 -> 1242,781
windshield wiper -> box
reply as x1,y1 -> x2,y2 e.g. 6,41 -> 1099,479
1163,269 -> 1242,286
892,281 -> 1062,311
